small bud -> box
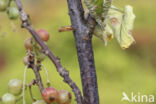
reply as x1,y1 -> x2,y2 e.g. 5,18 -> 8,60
23,56 -> 29,65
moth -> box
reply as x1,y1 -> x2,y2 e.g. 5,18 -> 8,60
84,0 -> 136,49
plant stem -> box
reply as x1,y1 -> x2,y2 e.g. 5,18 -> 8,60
67,0 -> 99,104
14,0 -> 83,103
67,0 -> 113,104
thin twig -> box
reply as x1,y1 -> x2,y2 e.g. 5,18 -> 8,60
27,79 -> 36,87
58,26 -> 74,32
41,64 -> 51,87
14,0 -> 83,103
26,50 -> 44,93
29,86 -> 37,101
30,64 -> 44,92
22,65 -> 28,104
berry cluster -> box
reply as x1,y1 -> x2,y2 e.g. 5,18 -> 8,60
24,29 -> 50,65
0,0 -> 19,20
23,29 -> 72,104
1,29 -> 72,104
0,1 -> 73,102
42,87 -> 72,104
2,79 -> 23,104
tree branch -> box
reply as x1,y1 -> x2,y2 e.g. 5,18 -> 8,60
26,51 -> 44,93
67,0 -> 113,104
31,64 -> 44,92
67,0 -> 99,104
14,0 -> 83,103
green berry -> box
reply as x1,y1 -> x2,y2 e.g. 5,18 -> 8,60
8,79 -> 23,96
7,7 -> 19,20
23,56 -> 29,65
2,93 -> 16,104
37,53 -> 45,62
32,100 -> 47,104
58,90 -> 72,104
0,0 -> 8,11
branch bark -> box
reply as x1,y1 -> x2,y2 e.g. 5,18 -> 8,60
67,0 -> 113,104
14,0 -> 83,103
67,0 -> 99,104
26,50 -> 44,93
31,64 -> 44,93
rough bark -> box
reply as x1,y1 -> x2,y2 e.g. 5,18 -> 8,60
67,0 -> 99,104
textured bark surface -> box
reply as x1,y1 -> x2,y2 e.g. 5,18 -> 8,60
67,0 -> 99,104
31,65 -> 44,92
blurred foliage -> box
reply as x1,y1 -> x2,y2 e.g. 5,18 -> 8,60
0,0 -> 156,104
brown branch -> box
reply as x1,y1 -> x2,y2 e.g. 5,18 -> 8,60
26,50 -> 44,93
58,26 -> 74,32
27,79 -> 36,87
66,0 -> 113,104
14,0 -> 83,103
30,64 -> 44,92
66,0 -> 99,104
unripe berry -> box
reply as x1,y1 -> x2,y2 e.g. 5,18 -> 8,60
8,79 -> 23,96
37,29 -> 50,41
23,56 -> 29,65
42,87 -> 59,104
2,93 -> 16,104
33,100 -> 46,104
0,0 -> 8,11
58,90 -> 72,104
7,7 -> 19,20
37,53 -> 45,62
24,37 -> 33,51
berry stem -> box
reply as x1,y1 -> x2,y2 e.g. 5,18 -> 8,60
28,86 -> 37,102
16,93 -> 24,102
7,0 -> 12,8
41,64 -> 51,87
22,65 -> 28,104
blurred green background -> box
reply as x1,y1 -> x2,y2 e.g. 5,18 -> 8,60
0,0 -> 156,104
